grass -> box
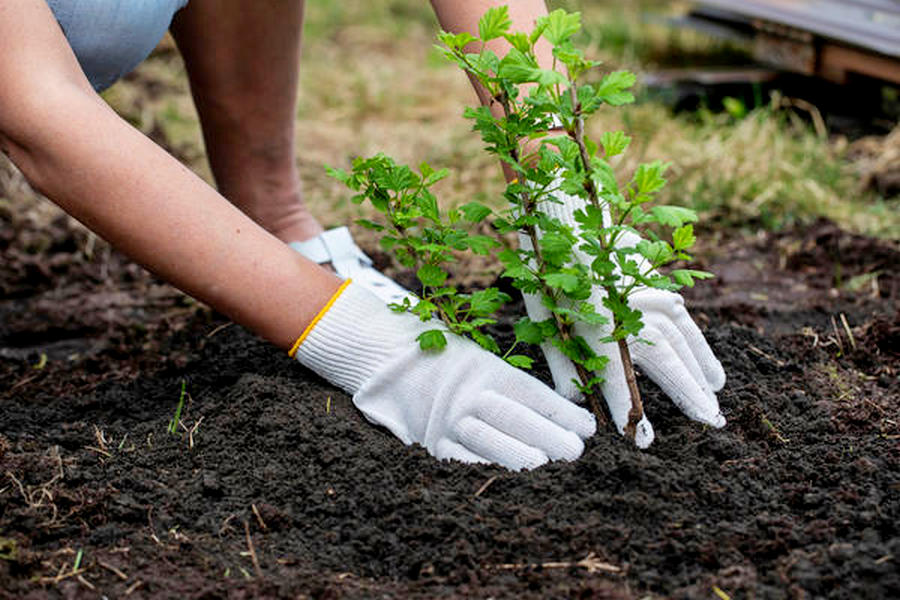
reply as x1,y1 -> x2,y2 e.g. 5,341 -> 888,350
2,0 -> 898,241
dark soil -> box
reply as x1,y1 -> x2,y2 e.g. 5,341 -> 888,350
1,215 -> 898,599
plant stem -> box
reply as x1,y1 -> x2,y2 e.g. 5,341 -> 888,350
618,337 -> 643,439
569,82 -> 645,441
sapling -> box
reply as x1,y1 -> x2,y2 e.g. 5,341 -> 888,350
329,6 -> 711,443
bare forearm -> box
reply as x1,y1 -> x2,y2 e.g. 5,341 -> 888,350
3,89 -> 338,349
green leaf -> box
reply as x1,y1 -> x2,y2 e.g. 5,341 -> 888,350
506,355 -> 535,369
595,70 -> 636,106
466,235 -> 500,255
600,131 -> 631,157
479,5 -> 512,41
468,288 -> 510,316
355,218 -> 384,231
671,269 -> 713,288
502,31 -> 531,54
649,205 -> 697,227
544,272 -> 581,293
636,240 -> 672,265
514,317 -> 553,345
412,298 -> 438,319
672,224 -> 696,251
633,161 -> 668,197
471,329 -> 501,354
583,355 -> 609,372
539,232 -> 574,266
421,163 -> 450,186
497,48 -> 541,83
459,202 -> 492,223
417,329 -> 447,352
538,9 -> 581,46
438,30 -> 477,51
417,264 -> 448,287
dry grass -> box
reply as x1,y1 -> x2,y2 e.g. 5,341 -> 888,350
2,0 -> 898,241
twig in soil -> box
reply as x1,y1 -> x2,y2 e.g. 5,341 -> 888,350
219,513 -> 237,535
251,504 -> 268,531
86,446 -> 112,458
124,580 -> 143,596
76,574 -> 96,590
9,373 -> 40,392
36,568 -> 87,585
839,313 -> 856,350
748,345 -> 785,368
243,521 -> 263,579
98,560 -> 128,580
492,552 -> 621,575
874,554 -> 894,565
474,475 -> 498,498
205,322 -> 233,338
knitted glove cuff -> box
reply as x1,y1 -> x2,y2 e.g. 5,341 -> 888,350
291,281 -> 424,395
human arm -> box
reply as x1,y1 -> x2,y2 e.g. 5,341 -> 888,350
0,0 -> 595,469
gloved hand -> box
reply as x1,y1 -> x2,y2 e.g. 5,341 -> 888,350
291,281 -> 597,470
519,191 -> 726,448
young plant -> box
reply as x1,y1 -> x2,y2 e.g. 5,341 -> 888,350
327,156 -> 533,367
330,6 -> 712,443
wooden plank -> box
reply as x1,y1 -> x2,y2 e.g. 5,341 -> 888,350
694,0 -> 900,58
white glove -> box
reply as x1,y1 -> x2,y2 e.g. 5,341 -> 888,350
291,281 -> 596,470
519,192 -> 726,448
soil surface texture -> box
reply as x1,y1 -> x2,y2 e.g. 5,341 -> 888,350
1,216 -> 898,599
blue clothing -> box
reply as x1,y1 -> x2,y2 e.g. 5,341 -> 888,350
45,0 -> 189,91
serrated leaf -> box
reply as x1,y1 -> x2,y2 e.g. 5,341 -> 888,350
538,9 -> 581,46
437,30 -> 477,51
506,355 -> 534,369
514,318 -> 546,345
649,205 -> 697,227
636,240 -> 672,265
672,224 -> 696,251
600,131 -> 631,157
421,164 -> 450,186
497,48 -> 541,83
544,272 -> 581,293
596,70 -> 637,106
466,235 -> 500,255
417,264 -> 448,287
471,329 -> 501,354
503,31 -> 531,54
468,288 -> 510,316
539,232 -> 574,266
459,202 -> 492,223
584,355 -> 609,372
671,269 -> 713,287
633,161 -> 668,197
479,5 -> 512,41
416,329 -> 447,351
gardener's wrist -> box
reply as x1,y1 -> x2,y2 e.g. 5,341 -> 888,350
290,281 -> 428,394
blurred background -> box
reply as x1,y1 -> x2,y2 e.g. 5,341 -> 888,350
2,0 -> 899,246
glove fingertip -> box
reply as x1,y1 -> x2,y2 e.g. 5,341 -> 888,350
708,362 -> 727,392
635,417 -> 655,449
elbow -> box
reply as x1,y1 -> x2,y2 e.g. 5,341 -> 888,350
0,82 -> 103,196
